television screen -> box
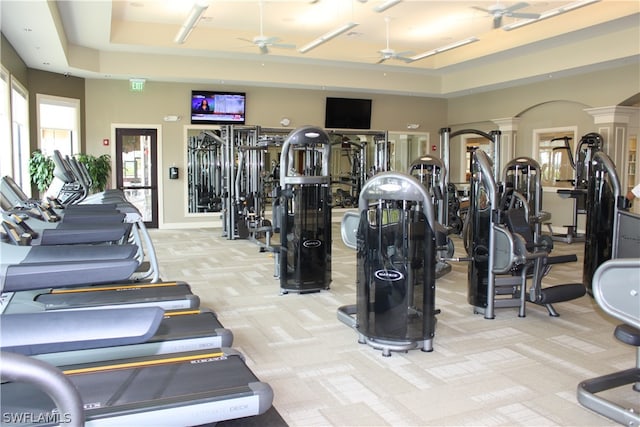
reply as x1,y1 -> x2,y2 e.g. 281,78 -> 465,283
325,97 -> 372,130
191,91 -> 246,125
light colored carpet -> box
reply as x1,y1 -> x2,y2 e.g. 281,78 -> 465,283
149,224 -> 637,427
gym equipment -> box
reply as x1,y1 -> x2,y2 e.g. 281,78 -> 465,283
408,154 -> 454,276
440,127 -> 502,237
583,150 -> 640,294
337,171 -> 441,356
577,258 -> 640,427
276,125 -> 332,294
0,347 -> 273,426
1,351 -> 84,427
2,300 -> 232,365
219,125 -> 274,244
0,238 -> 199,314
546,133 -> 602,244
187,130 -> 224,213
467,150 -> 585,319
22,153 -> 162,283
330,135 -> 366,207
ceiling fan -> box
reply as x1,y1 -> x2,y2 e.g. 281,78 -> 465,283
473,2 -> 540,29
376,17 -> 414,64
238,1 -> 295,54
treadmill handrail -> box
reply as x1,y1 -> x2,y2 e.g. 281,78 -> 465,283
1,307 -> 165,355
0,351 -> 85,427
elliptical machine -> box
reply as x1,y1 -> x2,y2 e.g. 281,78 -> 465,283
338,172 -> 444,356
276,126 -> 332,294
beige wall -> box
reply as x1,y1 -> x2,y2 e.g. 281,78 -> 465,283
84,80 -> 447,226
6,55 -> 638,228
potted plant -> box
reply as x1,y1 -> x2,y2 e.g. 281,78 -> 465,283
28,150 -> 55,194
75,153 -> 112,193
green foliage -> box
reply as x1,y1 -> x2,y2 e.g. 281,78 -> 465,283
29,150 -> 55,193
75,153 -> 112,193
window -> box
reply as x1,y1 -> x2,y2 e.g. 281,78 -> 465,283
0,67 -> 10,177
534,128 -> 577,188
37,94 -> 80,157
11,77 -> 29,196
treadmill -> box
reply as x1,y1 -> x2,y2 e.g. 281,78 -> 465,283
2,174 -> 162,282
0,240 -> 199,313
1,347 -> 273,426
1,272 -> 272,425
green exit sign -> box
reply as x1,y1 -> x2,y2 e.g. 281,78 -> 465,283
129,78 -> 146,92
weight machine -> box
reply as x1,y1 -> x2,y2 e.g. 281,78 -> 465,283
276,126 -> 332,294
408,154 -> 454,276
220,125 -> 275,246
330,135 -> 366,208
467,150 -> 585,319
576,151 -> 640,426
582,149 -> 640,293
440,128 -> 502,237
546,133 -> 603,243
187,130 -> 224,213
337,172 -> 443,356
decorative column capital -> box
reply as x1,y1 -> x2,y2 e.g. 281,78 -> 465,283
491,117 -> 521,132
584,106 -> 639,124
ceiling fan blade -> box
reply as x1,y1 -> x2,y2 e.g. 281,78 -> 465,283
376,57 -> 388,64
272,43 -> 296,49
471,6 -> 491,13
509,12 -> 540,19
395,50 -> 414,57
238,37 -> 255,44
262,36 -> 281,44
396,55 -> 414,63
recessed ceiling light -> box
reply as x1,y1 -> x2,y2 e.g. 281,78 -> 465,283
23,28 -> 32,32
129,2 -> 144,7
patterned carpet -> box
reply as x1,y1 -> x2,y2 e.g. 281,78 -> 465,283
150,222 -> 637,427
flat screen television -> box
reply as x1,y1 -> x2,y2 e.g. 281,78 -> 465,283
325,97 -> 372,130
191,91 -> 246,125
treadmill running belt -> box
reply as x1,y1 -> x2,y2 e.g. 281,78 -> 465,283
35,284 -> 199,310
1,350 -> 273,426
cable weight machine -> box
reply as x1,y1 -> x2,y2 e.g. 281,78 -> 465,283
276,126 -> 332,294
337,172 -> 442,356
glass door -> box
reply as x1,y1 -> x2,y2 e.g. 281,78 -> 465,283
115,128 -> 158,228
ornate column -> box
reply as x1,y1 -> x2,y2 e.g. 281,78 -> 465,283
584,106 -> 639,192
491,117 -> 520,167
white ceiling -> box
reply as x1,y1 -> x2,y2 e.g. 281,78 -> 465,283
1,0 -> 639,96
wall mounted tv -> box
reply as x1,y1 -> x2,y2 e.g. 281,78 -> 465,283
191,91 -> 246,125
325,97 -> 372,130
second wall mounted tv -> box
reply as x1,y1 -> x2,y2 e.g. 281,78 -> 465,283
325,97 -> 372,130
191,91 -> 246,125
